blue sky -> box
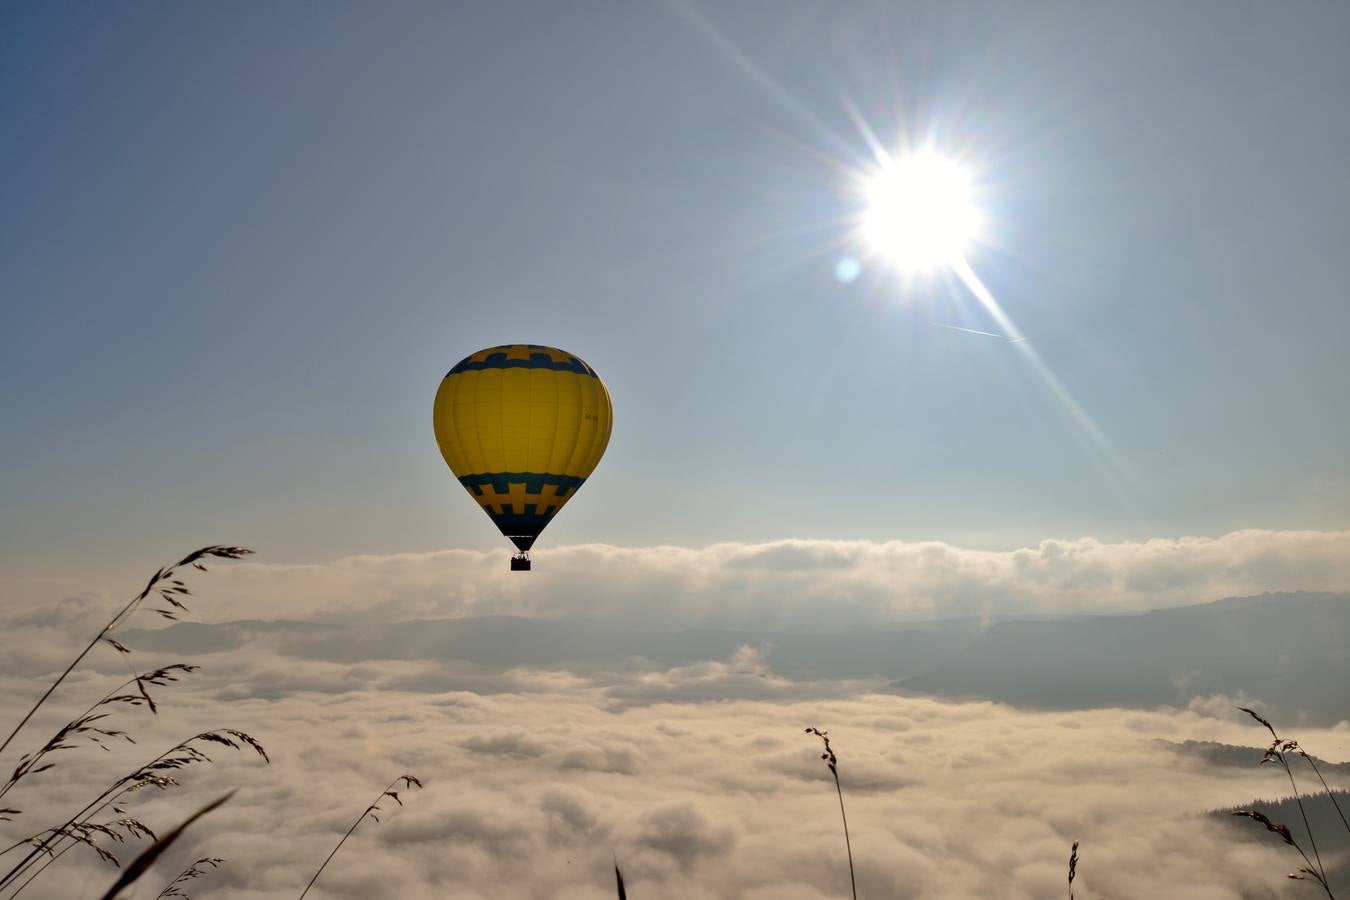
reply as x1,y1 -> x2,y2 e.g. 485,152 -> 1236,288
2,1 -> 1348,580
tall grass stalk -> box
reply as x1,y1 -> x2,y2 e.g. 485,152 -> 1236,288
297,775 -> 422,900
0,547 -> 253,893
0,664 -> 199,806
805,727 -> 856,900
0,545 -> 251,762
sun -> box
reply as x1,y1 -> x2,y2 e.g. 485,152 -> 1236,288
859,150 -> 981,272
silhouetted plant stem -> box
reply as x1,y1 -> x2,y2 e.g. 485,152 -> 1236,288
1298,753 -> 1350,836
4,840 -> 75,899
0,730 -> 266,895
0,632 -> 114,761
806,727 -> 856,900
1237,707 -> 1332,890
1232,810 -> 1334,899
297,775 -> 421,900
1067,840 -> 1078,900
834,771 -> 856,900
1280,763 -> 1329,891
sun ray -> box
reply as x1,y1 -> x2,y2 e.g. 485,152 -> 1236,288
667,0 -> 859,163
840,93 -> 892,167
949,257 -> 1138,505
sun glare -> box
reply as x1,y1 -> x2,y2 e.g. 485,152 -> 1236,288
860,151 -> 980,272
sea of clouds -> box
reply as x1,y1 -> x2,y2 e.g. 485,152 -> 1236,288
2,641 -> 1347,899
3,529 -> 1349,898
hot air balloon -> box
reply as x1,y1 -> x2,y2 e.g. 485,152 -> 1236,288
433,344 -> 613,570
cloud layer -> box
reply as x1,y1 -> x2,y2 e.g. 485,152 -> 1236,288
104,528 -> 1350,629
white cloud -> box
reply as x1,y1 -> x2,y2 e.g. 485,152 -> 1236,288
1185,691 -> 1268,723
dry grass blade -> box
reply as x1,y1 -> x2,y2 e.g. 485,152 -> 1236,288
805,727 -> 857,900
297,775 -> 422,899
97,791 -> 233,900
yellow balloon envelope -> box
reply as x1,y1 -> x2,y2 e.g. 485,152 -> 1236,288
433,344 -> 613,569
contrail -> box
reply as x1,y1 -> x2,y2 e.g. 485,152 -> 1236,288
929,321 -> 1008,340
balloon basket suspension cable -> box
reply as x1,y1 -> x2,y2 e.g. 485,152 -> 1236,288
510,551 -> 531,572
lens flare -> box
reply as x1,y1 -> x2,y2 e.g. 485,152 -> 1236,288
834,256 -> 862,283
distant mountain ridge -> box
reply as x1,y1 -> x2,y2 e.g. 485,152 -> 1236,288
892,591 -> 1349,725
1159,740 -> 1350,775
121,591 -> 1350,724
